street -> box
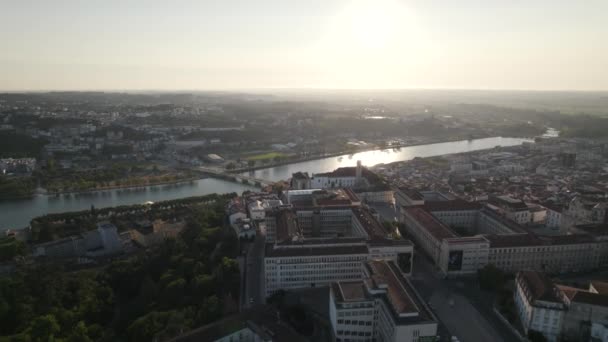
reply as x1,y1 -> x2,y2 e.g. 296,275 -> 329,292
240,228 -> 266,310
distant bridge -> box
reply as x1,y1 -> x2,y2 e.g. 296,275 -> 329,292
197,167 -> 275,188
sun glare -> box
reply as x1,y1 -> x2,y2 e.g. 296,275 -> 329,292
333,0 -> 414,51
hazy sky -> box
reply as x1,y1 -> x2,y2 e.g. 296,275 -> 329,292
1,0 -> 607,91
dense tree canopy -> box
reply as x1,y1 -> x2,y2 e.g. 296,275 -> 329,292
0,197 -> 240,341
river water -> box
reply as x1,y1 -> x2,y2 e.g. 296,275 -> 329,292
0,136 -> 530,230
242,137 -> 531,181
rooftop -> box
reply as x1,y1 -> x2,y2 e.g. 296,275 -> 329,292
518,270 -> 564,304
284,188 -> 360,208
397,187 -> 424,201
590,281 -> 608,295
367,260 -> 419,315
352,207 -> 388,239
314,166 -> 382,184
169,305 -> 307,342
479,206 -> 528,233
403,207 -> 457,241
556,284 -> 608,307
292,171 -> 310,180
265,243 -> 368,258
573,223 -> 608,237
490,195 -> 529,211
485,233 -> 540,248
362,261 -> 437,325
335,281 -> 368,302
423,199 -> 483,212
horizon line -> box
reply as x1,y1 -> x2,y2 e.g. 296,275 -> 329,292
1,87 -> 608,94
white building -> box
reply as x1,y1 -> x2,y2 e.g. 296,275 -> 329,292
489,195 -> 532,225
264,240 -> 369,297
544,204 -> 564,229
514,270 -> 566,342
310,161 -> 367,189
329,260 -> 438,342
264,238 -> 414,297
438,237 -> 489,277
33,222 -> 122,258
400,199 -> 608,277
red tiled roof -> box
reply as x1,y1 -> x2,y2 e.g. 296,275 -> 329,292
485,234 -> 540,248
367,261 -> 419,315
352,207 -> 387,239
423,199 -> 482,212
518,270 -> 563,304
404,207 -> 457,241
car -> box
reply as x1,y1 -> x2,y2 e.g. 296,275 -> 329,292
249,297 -> 254,304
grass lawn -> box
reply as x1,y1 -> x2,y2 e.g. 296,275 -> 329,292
245,152 -> 288,161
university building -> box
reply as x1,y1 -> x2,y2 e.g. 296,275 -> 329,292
399,194 -> 608,277
264,189 -> 414,297
329,260 -> 438,342
513,270 -> 608,342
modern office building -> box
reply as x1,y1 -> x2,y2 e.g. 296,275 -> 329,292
329,260 -> 438,342
264,238 -> 414,297
263,188 -> 414,297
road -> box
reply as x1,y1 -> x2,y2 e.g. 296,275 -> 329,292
240,227 -> 266,310
370,202 -> 520,342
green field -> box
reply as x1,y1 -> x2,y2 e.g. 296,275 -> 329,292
245,152 -> 288,161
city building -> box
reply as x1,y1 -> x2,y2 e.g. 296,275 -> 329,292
399,196 -> 608,277
488,195 -> 532,225
264,238 -> 413,297
263,188 -> 414,297
295,163 -> 394,204
514,271 -> 566,342
33,222 -> 123,258
512,271 -> 608,341
169,305 -> 307,342
329,260 -> 438,342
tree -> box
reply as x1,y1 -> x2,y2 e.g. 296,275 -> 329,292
196,296 -> 220,324
28,314 -> 60,342
477,264 -> 506,291
225,162 -> 236,170
127,311 -> 170,342
66,321 -> 93,342
191,274 -> 215,300
528,330 -> 548,342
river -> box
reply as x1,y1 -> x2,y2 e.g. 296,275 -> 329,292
0,179 -> 258,231
241,137 -> 531,181
0,136 -> 530,231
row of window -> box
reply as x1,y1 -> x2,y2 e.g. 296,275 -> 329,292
269,273 -> 361,283
337,319 -> 373,326
340,302 -> 374,309
337,330 -> 373,337
271,263 -> 363,270
266,256 -> 367,264
337,309 -> 374,317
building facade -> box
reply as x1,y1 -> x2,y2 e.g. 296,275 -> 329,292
329,261 -> 438,342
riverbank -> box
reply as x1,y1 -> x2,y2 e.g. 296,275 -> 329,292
230,135 -> 533,174
0,136 -> 531,231
42,176 -> 204,196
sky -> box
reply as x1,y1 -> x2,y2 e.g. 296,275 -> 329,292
1,0 -> 607,91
